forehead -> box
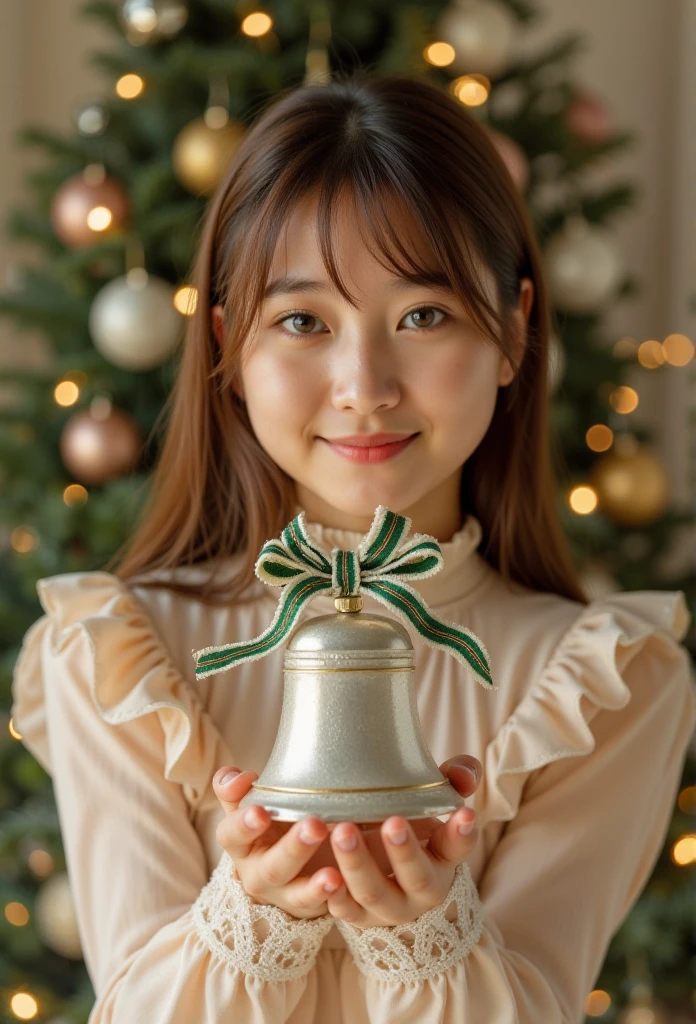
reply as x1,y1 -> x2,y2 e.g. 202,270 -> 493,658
265,188 -> 496,305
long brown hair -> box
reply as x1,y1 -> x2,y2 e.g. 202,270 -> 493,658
106,70 -> 588,606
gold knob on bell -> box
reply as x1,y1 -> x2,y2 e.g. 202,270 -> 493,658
334,595 -> 363,613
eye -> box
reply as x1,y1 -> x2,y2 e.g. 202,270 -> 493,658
400,306 -> 448,331
274,310 -> 328,336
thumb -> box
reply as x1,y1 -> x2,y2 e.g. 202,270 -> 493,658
439,755 -> 482,797
213,766 -> 259,812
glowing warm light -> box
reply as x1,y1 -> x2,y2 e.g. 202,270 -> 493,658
10,992 -> 38,1020
424,41 -> 455,67
678,786 -> 696,814
86,205 -> 113,232
585,424 -> 613,452
63,484 -> 88,507
9,717 -> 23,740
672,834 -> 696,866
609,385 -> 639,414
662,332 -> 694,366
175,285 -> 198,315
10,526 -> 38,554
612,336 -> 638,359
54,380 -> 80,407
584,989 -> 612,1017
637,340 -> 665,369
116,73 -> 145,99
241,12 -> 273,36
569,486 -> 598,515
451,74 -> 490,107
27,848 -> 55,878
5,902 -> 30,926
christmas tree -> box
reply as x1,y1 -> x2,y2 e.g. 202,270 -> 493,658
1,1 -> 694,1020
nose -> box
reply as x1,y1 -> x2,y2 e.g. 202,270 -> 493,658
329,333 -> 401,415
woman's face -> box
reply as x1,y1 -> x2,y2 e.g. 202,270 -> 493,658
212,193 -> 533,538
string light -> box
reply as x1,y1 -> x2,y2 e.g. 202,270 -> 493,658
241,12 -> 273,37
27,849 -> 54,878
662,333 -> 694,366
678,785 -> 696,813
63,484 -> 88,507
671,835 -> 696,866
116,73 -> 144,99
569,485 -> 598,514
451,74 -> 490,107
174,285 -> 197,315
612,336 -> 638,359
9,991 -> 38,1020
10,526 -> 38,554
584,989 -> 612,1017
5,902 -> 30,927
54,380 -> 80,407
9,718 -> 23,741
586,424 -> 613,452
637,340 -> 665,369
609,385 -> 639,414
86,205 -> 113,232
424,41 -> 455,67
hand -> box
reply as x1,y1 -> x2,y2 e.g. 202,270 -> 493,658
213,767 -> 344,920
325,755 -> 481,929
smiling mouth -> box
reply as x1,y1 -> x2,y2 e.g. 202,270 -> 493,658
320,433 -> 420,464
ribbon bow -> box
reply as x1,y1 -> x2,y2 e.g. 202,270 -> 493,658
192,505 -> 493,689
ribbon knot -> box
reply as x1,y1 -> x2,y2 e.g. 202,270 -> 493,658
192,505 -> 493,689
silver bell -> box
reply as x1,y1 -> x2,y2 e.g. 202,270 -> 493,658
239,595 -> 466,822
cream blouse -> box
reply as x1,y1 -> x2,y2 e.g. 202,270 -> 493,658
11,512 -> 696,1023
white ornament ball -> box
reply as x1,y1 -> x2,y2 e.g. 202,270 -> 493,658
543,216 -> 624,313
35,872 -> 83,960
436,0 -> 516,78
89,269 -> 183,370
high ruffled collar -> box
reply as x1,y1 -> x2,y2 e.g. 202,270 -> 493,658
297,508 -> 492,608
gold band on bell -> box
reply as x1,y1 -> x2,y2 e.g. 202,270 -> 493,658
334,595 -> 363,613
250,779 -> 448,795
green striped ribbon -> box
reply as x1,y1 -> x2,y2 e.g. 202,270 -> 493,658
192,505 -> 493,689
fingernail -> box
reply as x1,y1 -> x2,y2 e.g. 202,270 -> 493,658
335,828 -> 357,852
219,770 -> 241,787
458,812 -> 476,835
244,807 -> 263,829
323,881 -> 340,893
387,828 -> 408,845
458,765 -> 478,783
299,823 -> 323,845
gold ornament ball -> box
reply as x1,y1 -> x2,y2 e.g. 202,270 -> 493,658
172,117 -> 246,196
51,169 -> 130,249
34,872 -> 83,960
60,406 -> 142,486
591,444 -> 668,527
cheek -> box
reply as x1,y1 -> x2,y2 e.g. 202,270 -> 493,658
413,345 -> 500,429
241,351 -> 320,441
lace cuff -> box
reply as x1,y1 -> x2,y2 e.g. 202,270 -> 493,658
192,851 -> 333,982
335,862 -> 483,983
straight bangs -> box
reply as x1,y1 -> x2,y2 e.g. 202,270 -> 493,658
109,71 -> 586,607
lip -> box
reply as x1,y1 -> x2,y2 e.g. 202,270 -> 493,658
321,432 -> 419,464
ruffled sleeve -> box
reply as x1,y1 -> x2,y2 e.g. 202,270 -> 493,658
327,590 -> 696,1023
10,571 -> 334,1022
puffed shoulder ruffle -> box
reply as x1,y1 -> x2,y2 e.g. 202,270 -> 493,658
11,571 -> 234,812
479,589 -> 693,824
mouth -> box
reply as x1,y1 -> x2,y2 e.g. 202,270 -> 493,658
320,433 -> 420,464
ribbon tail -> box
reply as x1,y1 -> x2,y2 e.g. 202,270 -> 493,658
361,579 -> 495,690
192,576 -> 331,680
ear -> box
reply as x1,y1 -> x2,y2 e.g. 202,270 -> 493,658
498,277 -> 534,387
211,303 -> 245,402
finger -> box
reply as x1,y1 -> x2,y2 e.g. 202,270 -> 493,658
381,817 -> 440,901
213,767 -> 259,811
249,817 -> 331,891
284,868 -> 345,914
326,880 -> 369,925
439,756 -> 482,798
330,823 -> 401,918
427,807 -> 478,864
216,802 -> 272,861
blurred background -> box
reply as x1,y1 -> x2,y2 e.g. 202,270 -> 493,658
0,1 -> 694,1021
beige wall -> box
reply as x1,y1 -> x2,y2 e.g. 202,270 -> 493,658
0,0 -> 693,506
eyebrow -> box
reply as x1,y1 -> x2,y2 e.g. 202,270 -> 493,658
263,270 -> 454,300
